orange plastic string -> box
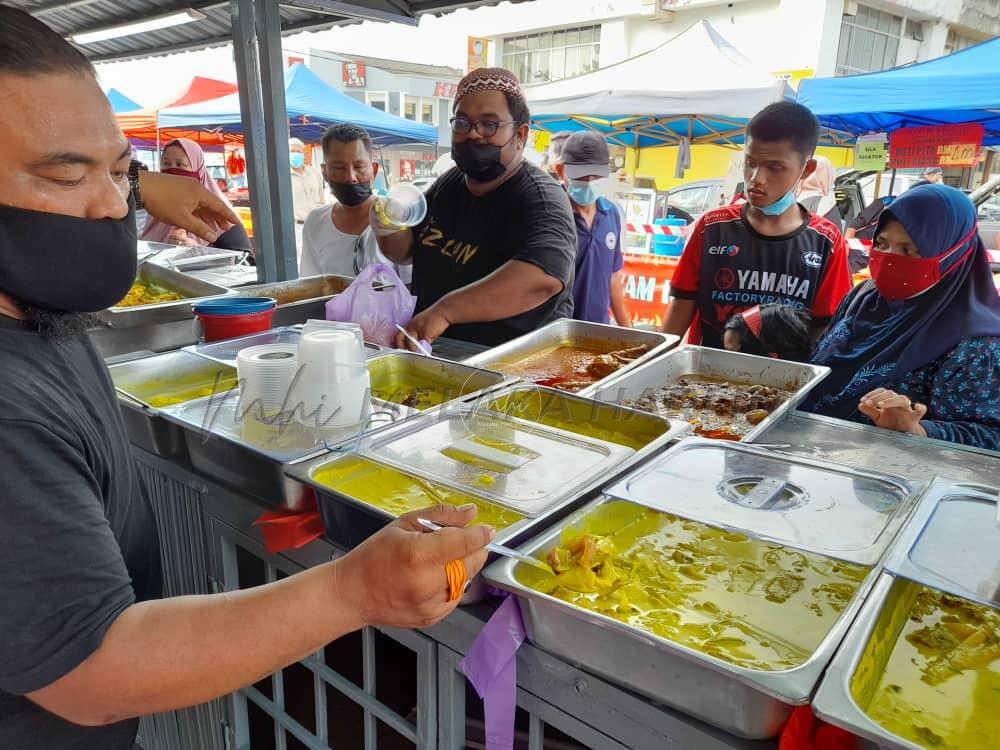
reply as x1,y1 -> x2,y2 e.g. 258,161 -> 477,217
445,559 -> 467,602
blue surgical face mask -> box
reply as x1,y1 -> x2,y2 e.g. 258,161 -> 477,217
757,187 -> 797,216
567,179 -> 601,206
289,152 -> 305,169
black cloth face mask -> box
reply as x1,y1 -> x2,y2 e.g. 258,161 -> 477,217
329,180 -> 373,207
0,197 -> 137,312
452,133 -> 517,182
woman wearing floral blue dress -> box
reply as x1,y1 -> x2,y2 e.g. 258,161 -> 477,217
802,183 -> 1000,451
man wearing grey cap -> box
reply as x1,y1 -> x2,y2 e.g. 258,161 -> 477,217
913,166 -> 944,188
554,131 -> 630,326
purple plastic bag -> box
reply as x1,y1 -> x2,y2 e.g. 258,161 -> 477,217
324,263 -> 416,347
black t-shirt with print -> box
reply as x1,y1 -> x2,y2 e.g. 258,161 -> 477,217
411,162 -> 576,346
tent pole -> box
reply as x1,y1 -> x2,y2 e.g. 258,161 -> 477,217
231,0 -> 297,283
981,150 -> 995,186
873,170 -> 883,200
887,168 -> 897,195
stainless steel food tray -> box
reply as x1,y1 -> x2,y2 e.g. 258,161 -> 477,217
108,350 -> 237,458
366,350 -> 513,412
591,345 -> 830,441
236,274 -> 353,327
138,241 -> 245,271
98,262 -> 233,329
159,389 -> 414,508
814,480 -> 1000,750
485,494 -> 885,740
463,318 -> 678,397
286,386 -> 685,552
605,437 -> 916,568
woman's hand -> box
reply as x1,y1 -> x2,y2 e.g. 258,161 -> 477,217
140,170 -> 238,240
858,388 -> 928,436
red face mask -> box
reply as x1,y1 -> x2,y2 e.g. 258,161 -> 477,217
868,226 -> 978,301
161,167 -> 200,181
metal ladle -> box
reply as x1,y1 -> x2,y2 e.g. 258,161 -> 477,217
416,518 -> 554,574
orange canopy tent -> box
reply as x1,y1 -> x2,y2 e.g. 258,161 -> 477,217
117,76 -> 243,146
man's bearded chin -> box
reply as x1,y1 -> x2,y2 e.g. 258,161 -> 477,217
13,298 -> 97,340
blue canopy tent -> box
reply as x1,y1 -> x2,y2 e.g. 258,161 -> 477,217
525,21 -> 792,149
159,63 -> 436,146
798,36 -> 1000,146
106,88 -> 141,113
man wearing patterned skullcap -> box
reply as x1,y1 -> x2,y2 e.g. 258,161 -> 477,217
374,67 -> 577,348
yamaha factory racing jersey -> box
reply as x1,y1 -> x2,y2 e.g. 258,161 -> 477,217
671,204 -> 851,348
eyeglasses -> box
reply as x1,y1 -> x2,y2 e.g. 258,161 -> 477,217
449,117 -> 514,137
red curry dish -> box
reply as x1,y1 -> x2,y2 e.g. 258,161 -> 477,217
507,344 -> 650,392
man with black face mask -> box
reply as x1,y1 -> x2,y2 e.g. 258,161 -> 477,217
300,123 -> 410,281
0,9 -> 494,749
374,68 -> 576,348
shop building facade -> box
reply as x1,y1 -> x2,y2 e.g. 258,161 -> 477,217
473,0 -> 1000,84
307,50 -> 462,185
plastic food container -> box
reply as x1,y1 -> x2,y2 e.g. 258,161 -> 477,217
193,296 -> 276,342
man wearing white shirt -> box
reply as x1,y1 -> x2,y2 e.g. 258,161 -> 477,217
300,124 -> 411,283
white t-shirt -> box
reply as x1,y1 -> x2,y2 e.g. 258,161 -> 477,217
299,203 -> 413,283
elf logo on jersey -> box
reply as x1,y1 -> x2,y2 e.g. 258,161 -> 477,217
802,251 -> 823,268
605,231 -> 618,250
708,244 -> 740,257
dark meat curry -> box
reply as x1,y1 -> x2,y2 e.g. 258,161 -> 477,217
627,375 -> 792,440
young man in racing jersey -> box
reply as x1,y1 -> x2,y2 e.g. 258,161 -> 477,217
663,102 -> 851,348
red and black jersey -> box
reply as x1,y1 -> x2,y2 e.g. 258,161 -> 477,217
671,204 -> 852,348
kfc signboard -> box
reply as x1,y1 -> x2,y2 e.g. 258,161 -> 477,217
342,61 -> 366,88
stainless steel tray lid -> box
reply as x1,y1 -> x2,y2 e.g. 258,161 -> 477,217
160,388 -> 402,462
358,406 -> 634,516
185,326 -> 303,364
884,481 -> 1000,609
604,438 -> 911,565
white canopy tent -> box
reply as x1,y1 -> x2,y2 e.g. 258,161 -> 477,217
524,20 -> 792,148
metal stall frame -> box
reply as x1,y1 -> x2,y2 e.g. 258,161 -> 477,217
231,0 -> 299,283
211,519 -> 439,750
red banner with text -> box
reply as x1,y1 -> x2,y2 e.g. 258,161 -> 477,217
621,253 -> 679,328
888,123 -> 984,169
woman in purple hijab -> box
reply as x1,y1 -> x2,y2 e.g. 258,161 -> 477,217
803,183 -> 1000,450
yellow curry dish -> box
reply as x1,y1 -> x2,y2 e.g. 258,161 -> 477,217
516,499 -> 869,671
144,375 -> 239,408
115,367 -> 239,409
862,585 -> 1000,749
311,455 -> 525,532
485,389 -> 670,451
116,280 -> 182,308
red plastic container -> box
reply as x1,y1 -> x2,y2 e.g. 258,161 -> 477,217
193,297 -> 277,342
196,309 -> 274,342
